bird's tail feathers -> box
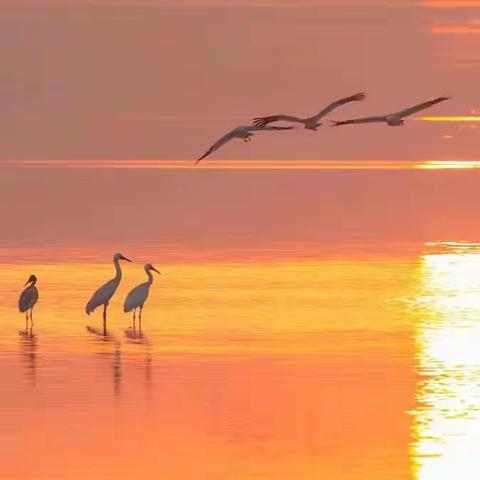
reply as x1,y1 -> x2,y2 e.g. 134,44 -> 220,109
85,300 -> 95,315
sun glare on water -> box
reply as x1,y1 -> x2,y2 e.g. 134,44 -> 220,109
411,242 -> 480,479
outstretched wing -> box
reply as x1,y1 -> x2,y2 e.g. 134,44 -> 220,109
331,116 -> 386,126
311,92 -> 366,122
394,96 -> 450,118
196,129 -> 238,163
247,125 -> 294,132
252,115 -> 304,128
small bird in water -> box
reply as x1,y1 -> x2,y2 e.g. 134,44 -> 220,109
124,263 -> 161,331
19,274 -> 39,331
85,253 -> 131,334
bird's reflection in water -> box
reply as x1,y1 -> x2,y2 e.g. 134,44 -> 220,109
87,325 -> 123,397
124,323 -> 150,344
19,329 -> 37,385
144,348 -> 153,397
94,344 -> 122,398
124,327 -> 154,399
113,345 -> 122,398
86,325 -> 120,343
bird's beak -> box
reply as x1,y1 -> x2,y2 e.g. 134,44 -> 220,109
121,256 -> 132,262
152,267 -> 161,274
24,280 -> 30,286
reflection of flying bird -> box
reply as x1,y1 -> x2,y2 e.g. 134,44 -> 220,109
253,93 -> 366,131
124,263 -> 161,328
86,253 -> 131,330
196,125 -> 293,163
19,274 -> 39,328
331,96 -> 451,127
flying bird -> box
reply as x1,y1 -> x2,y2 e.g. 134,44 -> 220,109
19,274 -> 39,329
196,124 -> 293,163
331,96 -> 450,127
86,253 -> 131,332
123,263 -> 161,330
252,92 -> 366,131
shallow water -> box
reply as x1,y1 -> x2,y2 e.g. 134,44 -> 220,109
1,243 -> 477,479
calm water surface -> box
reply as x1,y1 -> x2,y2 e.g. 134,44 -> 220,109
0,243 -> 477,479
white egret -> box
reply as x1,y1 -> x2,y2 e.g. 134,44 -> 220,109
196,124 -> 293,163
86,253 -> 131,332
331,96 -> 450,127
123,263 -> 161,330
19,274 -> 39,330
253,92 -> 366,131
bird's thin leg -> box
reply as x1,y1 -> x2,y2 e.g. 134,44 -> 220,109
133,309 -> 136,333
30,307 -> 34,331
25,312 -> 28,332
103,304 -> 107,336
139,306 -> 143,334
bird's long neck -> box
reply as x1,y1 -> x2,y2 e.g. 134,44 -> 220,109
113,258 -> 122,281
146,269 -> 154,286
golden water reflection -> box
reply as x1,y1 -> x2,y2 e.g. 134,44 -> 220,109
412,243 -> 480,479
0,255 -> 415,479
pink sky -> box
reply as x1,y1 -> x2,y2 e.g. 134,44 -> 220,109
1,0 -> 475,161
1,0 -> 480,247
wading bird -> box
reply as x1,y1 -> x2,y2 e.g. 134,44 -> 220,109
86,253 -> 131,333
124,263 -> 161,331
19,274 -> 39,330
331,96 -> 450,127
253,92 -> 366,131
196,124 -> 293,163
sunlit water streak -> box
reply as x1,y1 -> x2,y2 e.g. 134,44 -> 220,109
410,243 -> 480,479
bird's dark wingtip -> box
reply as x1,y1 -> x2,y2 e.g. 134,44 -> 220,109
195,154 -> 208,164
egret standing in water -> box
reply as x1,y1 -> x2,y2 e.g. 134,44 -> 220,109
86,253 -> 131,334
19,274 -> 39,331
124,263 -> 161,331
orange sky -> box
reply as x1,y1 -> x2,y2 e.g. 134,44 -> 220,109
2,0 -> 480,246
